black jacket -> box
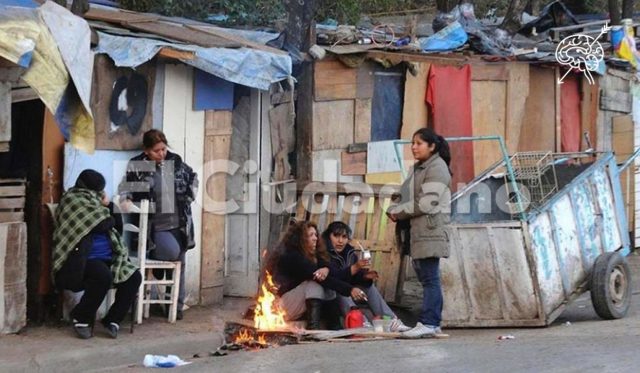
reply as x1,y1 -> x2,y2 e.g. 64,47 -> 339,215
326,241 -> 372,288
275,249 -> 353,297
119,151 -> 198,250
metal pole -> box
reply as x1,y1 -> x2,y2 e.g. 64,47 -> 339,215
394,135 -> 527,221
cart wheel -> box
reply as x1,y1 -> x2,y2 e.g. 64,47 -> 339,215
590,252 -> 632,320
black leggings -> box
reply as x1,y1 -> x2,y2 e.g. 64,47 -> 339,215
71,260 -> 141,325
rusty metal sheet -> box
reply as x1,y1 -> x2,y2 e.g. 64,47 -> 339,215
441,228 -> 472,323
457,227 -> 503,320
491,228 -> 538,320
442,222 -> 542,327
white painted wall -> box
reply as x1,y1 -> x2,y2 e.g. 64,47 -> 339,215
162,64 -> 204,305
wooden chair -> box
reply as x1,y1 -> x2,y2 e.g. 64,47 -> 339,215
124,199 -> 181,323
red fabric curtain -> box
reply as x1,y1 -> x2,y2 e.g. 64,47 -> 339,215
560,76 -> 581,152
426,64 -> 475,190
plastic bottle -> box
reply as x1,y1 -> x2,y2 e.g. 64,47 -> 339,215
345,306 -> 365,329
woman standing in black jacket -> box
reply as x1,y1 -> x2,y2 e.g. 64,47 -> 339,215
270,221 -> 365,329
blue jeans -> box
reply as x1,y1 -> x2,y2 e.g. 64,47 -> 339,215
412,258 -> 442,327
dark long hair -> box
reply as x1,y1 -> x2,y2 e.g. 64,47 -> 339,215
321,221 -> 352,252
293,221 -> 329,262
413,128 -> 452,174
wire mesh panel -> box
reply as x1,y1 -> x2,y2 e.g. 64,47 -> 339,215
507,152 -> 558,214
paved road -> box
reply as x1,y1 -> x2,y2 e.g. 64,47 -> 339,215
174,291 -> 639,373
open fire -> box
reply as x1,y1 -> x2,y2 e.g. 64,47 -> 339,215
229,271 -> 290,349
253,271 -> 287,330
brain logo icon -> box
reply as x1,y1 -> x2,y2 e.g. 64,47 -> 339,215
555,23 -> 610,84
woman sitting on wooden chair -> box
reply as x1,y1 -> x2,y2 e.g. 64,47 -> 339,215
52,169 -> 141,339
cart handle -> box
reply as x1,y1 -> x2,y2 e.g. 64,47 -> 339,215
617,147 -> 640,175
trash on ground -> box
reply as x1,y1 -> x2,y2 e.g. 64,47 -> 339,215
497,335 -> 515,340
564,321 -> 572,326
142,354 -> 191,368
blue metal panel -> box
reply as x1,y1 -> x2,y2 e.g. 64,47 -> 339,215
569,182 -> 601,268
548,206 -> 572,298
606,156 -> 631,256
527,154 -> 613,221
529,214 -> 564,315
592,167 -> 624,254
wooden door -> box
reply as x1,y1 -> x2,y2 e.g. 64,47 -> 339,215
223,89 -> 261,296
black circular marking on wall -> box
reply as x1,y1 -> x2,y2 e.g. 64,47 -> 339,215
109,72 -> 148,135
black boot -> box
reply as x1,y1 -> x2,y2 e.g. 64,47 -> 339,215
305,299 -> 323,330
323,299 -> 343,330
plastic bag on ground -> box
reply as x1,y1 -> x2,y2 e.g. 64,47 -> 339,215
143,354 -> 191,368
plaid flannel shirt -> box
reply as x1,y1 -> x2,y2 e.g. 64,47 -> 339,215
52,187 -> 137,284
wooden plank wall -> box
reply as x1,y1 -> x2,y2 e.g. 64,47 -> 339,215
39,111 -> 64,296
597,71 -> 632,152
612,115 -> 635,234
401,62 -> 429,139
201,110 -> 232,305
0,180 -> 25,224
289,191 -> 401,302
470,63 -> 529,175
520,67 -> 557,152
0,222 -> 27,334
0,82 -> 10,150
310,59 -> 373,182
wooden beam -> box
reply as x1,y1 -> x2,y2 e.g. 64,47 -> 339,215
0,66 -> 25,83
366,50 -> 469,66
187,25 -> 288,55
157,47 -> 196,60
555,67 -> 562,152
11,87 -> 38,103
1,82 -> 10,143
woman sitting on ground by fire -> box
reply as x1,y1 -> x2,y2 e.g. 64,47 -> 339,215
322,221 -> 411,332
267,220 -> 366,330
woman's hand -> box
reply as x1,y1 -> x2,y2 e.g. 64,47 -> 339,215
100,192 -> 110,207
386,211 -> 398,222
313,267 -> 329,282
350,287 -> 368,302
363,270 -> 379,281
352,259 -> 369,271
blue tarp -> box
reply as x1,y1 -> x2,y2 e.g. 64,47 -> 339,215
95,31 -> 292,91
0,0 -> 38,8
419,21 -> 468,52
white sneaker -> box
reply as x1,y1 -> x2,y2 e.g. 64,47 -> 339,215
402,322 -> 436,338
389,318 -> 412,332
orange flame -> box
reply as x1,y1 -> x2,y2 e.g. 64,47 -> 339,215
254,271 -> 287,330
234,328 -> 253,344
257,334 -> 267,345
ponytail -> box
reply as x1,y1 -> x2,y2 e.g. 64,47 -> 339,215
413,128 -> 452,175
